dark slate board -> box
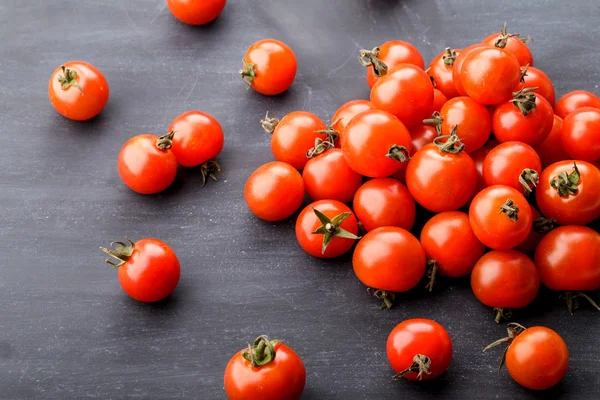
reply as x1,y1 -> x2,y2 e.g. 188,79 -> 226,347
1,0 -> 599,399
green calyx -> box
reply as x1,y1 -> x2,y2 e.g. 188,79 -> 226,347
521,36 -> 533,46
367,288 -> 396,310
312,209 -> 360,254
493,22 -> 520,49
425,259 -> 438,292
386,145 -> 411,163
519,168 -> 539,195
156,130 -> 175,150
483,322 -> 527,372
519,64 -> 530,83
442,47 -> 458,67
533,216 -> 556,234
499,199 -> 520,222
511,87 -> 538,116
307,127 -> 338,158
393,354 -> 432,380
561,292 -> 600,315
100,237 -> 135,268
423,111 -> 443,135
200,160 -> 224,187
260,112 -> 279,134
493,307 -> 513,324
551,162 -> 580,196
58,65 -> 83,93
433,126 -> 465,154
242,335 -> 281,367
358,46 -> 388,77
239,59 -> 256,87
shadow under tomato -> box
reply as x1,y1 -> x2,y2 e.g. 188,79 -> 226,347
398,370 -> 452,394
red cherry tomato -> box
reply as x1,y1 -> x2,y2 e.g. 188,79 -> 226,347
331,100 -> 376,147
420,211 -> 485,286
353,227 -> 426,308
387,319 -> 452,381
460,47 -> 521,105
486,323 -> 568,391
245,162 -> 305,222
410,124 -> 439,153
432,89 -> 448,113
493,90 -> 554,146
426,96 -> 492,153
554,90 -> 600,119
48,62 -> 109,121
302,149 -> 362,203
452,44 -> 487,97
168,111 -> 224,170
428,48 -> 461,99
561,107 -> 600,161
370,64 -> 434,128
469,185 -> 532,250
265,111 -> 327,170
101,238 -> 180,302
353,178 -> 416,232
471,250 -> 540,322
361,41 -> 425,88
536,161 -> 600,225
224,336 -> 305,400
295,200 -> 359,258
342,109 -> 412,177
482,26 -> 533,66
535,115 -> 569,168
483,141 -> 542,195
118,133 -> 178,195
514,206 -> 555,256
166,0 -> 226,25
406,134 -> 478,212
471,139 -> 499,195
241,39 -> 297,95
517,66 -> 556,105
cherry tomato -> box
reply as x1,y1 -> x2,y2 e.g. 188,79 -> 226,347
517,66 -> 555,105
370,64 -> 434,128
469,185 -> 532,250
118,132 -> 178,195
561,107 -> 600,161
410,124 -> 439,153
166,0 -> 226,25
425,96 -> 492,153
515,206 -> 555,256
48,62 -> 109,121
245,161 -> 305,222
486,323 -> 568,391
483,141 -> 542,195
536,161 -> 600,225
471,139 -> 499,194
353,227 -> 426,308
493,89 -> 554,146
224,335 -> 305,400
264,111 -> 327,170
168,111 -> 224,179
406,133 -> 478,212
240,39 -> 297,95
432,89 -> 448,113
100,238 -> 180,302
535,225 -> 600,292
342,109 -> 412,177
387,319 -> 452,381
460,46 -> 521,105
353,178 -> 416,232
554,90 -> 600,119
482,25 -> 533,66
428,48 -> 461,99
302,149 -> 362,203
535,115 -> 569,168
295,200 -> 359,258
471,250 -> 540,322
331,100 -> 376,147
452,44 -> 487,97
420,211 -> 485,290
360,41 -> 425,88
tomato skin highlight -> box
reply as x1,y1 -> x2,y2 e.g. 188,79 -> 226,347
353,178 -> 416,233
244,161 -> 304,222
420,211 -> 485,278
554,90 -> 600,119
270,111 -> 327,170
386,319 -> 452,381
242,39 -> 297,95
536,160 -> 600,225
517,66 -> 556,105
166,0 -> 226,25
168,110 -> 224,167
331,100 -> 376,147
118,134 -> 178,195
48,61 -> 109,121
342,109 -> 412,178
117,238 -> 180,303
452,44 -> 487,97
492,94 -> 554,146
435,96 -> 492,153
302,149 -> 362,203
535,115 -> 569,168
506,327 -> 569,391
353,227 -> 426,293
295,200 -> 358,258
428,48 -> 461,99
482,141 -> 542,195
535,225 -> 600,291
469,185 -> 532,250
561,107 -> 600,162
224,342 -> 306,400
370,64 -> 434,128
365,40 -> 425,88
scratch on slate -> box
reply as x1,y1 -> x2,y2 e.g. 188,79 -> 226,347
121,1 -> 138,31
162,81 -> 189,120
345,320 -> 366,344
182,70 -> 200,105
327,43 -> 361,77
149,2 -> 167,25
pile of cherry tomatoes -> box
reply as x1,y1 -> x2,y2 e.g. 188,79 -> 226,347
45,0 -> 599,398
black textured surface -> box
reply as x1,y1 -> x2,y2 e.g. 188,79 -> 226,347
1,0 -> 599,399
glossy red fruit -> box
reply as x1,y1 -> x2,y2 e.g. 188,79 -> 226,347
483,141 -> 542,195
302,149 -> 362,203
240,39 -> 297,95
428,48 -> 461,99
535,115 -> 569,168
471,139 -> 499,195
410,124 -> 439,153
331,100 -> 376,147
517,66 -> 555,105
482,25 -> 534,66
514,206 -> 555,256
361,41 -> 425,88
554,90 -> 600,119
168,110 -> 224,168
452,44 -> 487,97
561,107 -> 600,162
166,0 -> 226,25
432,89 -> 448,113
